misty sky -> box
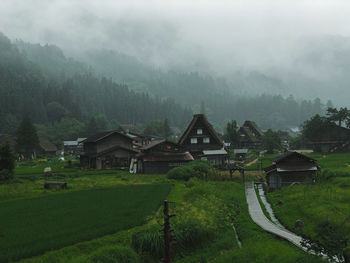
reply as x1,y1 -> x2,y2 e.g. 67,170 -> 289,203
1,0 -> 350,105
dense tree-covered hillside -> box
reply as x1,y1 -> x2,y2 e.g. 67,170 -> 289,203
0,31 -> 330,142
0,33 -> 192,138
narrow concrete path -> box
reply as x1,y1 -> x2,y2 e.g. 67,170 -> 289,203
245,158 -> 258,167
245,181 -> 306,250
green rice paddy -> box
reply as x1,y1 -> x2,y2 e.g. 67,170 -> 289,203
0,184 -> 171,263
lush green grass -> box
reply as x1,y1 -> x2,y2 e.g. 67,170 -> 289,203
0,184 -> 171,263
268,178 -> 350,237
0,171 -> 169,202
0,155 -> 334,263
267,163 -> 350,260
13,180 -> 325,263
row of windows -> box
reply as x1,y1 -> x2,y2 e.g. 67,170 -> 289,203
191,137 -> 210,144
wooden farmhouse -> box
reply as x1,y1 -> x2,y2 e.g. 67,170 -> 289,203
238,120 -> 264,149
264,151 -> 320,190
38,134 -> 57,156
80,131 -> 137,169
178,114 -> 228,166
136,139 -> 194,174
309,125 -> 350,153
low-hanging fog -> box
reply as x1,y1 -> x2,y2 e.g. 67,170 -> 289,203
1,0 -> 350,106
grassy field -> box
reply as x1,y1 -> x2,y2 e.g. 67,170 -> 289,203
0,156 -> 334,263
11,181 -> 325,263
266,153 -> 350,259
0,184 -> 171,263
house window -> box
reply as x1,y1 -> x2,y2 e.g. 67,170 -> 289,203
203,137 -> 210,143
191,138 -> 198,144
197,129 -> 203,135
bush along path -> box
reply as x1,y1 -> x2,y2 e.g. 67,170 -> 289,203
245,181 -> 334,262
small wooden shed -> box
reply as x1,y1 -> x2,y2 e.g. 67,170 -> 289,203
264,151 -> 320,189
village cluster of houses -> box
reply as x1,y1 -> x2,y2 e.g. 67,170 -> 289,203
75,115 -> 269,174
79,114 -> 230,173
73,114 -> 324,190
2,113 -> 347,190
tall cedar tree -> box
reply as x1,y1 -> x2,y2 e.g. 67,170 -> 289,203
163,119 -> 173,139
0,140 -> 16,178
16,116 -> 39,158
262,129 -> 281,154
224,120 -> 239,147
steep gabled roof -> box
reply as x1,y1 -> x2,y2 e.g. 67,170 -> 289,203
83,130 -> 133,143
272,151 -> 316,163
239,126 -> 257,142
141,139 -> 166,150
243,120 -> 264,137
178,114 -> 223,146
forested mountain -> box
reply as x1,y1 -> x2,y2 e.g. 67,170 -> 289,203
76,48 -> 329,129
0,31 -> 329,143
0,33 -> 192,138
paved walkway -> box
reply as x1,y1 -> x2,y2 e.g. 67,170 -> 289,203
245,181 -> 307,250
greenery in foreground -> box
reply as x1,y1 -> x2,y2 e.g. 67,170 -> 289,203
267,153 -> 350,260
0,184 -> 171,263
0,158 -> 325,263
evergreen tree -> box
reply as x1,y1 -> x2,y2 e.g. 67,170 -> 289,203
163,119 -> 172,139
15,116 -> 39,158
86,117 -> 99,136
46,101 -> 67,123
0,140 -> 16,179
262,129 -> 281,154
223,120 -> 239,147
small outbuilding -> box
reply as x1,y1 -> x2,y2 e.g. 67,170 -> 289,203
80,131 -> 136,169
136,139 -> 194,174
264,151 -> 320,190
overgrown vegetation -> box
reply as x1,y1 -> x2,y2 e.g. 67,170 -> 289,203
167,161 -> 217,181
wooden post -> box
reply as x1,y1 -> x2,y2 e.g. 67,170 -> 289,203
163,200 -> 172,263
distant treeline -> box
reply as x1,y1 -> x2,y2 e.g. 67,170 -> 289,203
0,33 -> 192,137
0,32 -> 329,142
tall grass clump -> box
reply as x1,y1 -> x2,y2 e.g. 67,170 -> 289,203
131,225 -> 164,258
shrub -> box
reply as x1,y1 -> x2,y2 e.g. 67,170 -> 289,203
167,161 -> 217,181
167,166 -> 194,181
131,225 -> 164,258
174,218 -> 215,251
184,177 -> 198,188
0,169 -> 13,180
88,245 -> 140,263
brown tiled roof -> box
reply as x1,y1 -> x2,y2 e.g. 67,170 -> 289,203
272,151 -> 316,163
141,152 -> 194,162
84,130 -> 133,143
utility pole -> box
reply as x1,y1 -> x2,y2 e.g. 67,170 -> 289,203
163,200 -> 175,263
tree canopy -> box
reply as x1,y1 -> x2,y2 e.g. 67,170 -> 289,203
16,116 -> 39,158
